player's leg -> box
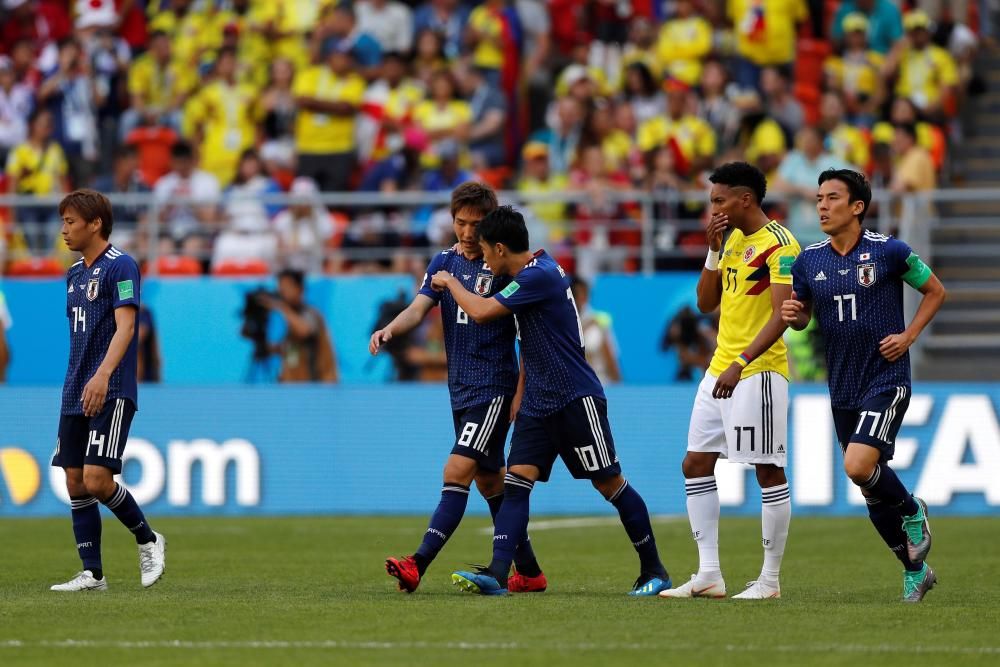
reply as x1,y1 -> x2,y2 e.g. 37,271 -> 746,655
50,416 -> 107,592
82,399 -> 165,588
661,371 -> 726,598
729,372 -> 790,600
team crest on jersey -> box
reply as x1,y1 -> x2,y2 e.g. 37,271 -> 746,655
742,245 -> 756,263
86,278 -> 100,301
857,263 -> 877,287
475,273 -> 494,295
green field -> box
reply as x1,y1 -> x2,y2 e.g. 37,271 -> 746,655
1,515 -> 998,666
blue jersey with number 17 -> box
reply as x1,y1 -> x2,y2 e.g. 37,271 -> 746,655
494,250 -> 604,417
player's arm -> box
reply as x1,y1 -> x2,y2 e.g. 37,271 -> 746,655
81,305 -> 136,417
369,294 -> 436,355
511,351 -> 525,422
696,213 -> 727,313
880,261 -> 946,362
431,271 -> 512,323
781,290 -> 813,331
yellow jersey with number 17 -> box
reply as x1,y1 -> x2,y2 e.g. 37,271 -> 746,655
709,221 -> 800,380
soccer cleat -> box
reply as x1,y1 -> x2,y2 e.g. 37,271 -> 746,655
451,568 -> 507,596
902,563 -> 937,603
628,573 -> 672,596
50,570 -> 108,592
657,573 -> 727,599
508,568 -> 547,593
732,580 -> 781,599
138,532 -> 166,588
385,556 -> 421,593
902,497 -> 932,563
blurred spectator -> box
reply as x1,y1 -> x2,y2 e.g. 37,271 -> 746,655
359,128 -> 427,193
0,56 -> 32,166
872,97 -> 947,171
571,276 -> 622,384
933,7 -> 979,96
583,99 -> 633,173
152,140 -> 221,241
586,0 -> 630,88
121,31 -> 181,139
832,0 -> 904,54
819,92 -> 870,173
412,69 -> 471,167
890,122 -> 936,193
9,38 -> 42,91
773,126 -> 854,247
735,90 -> 788,177
38,38 -> 101,187
124,120 -> 177,187
316,2 -> 383,80
728,0 -> 807,91
516,0 -> 553,135
293,39 -> 365,193
697,60 -> 740,150
412,28 -> 447,86
459,64 -> 507,169
465,0 -> 507,86
272,177 -> 335,274
136,305 -> 161,383
622,61 -> 665,126
262,269 -> 339,383
518,140 -> 570,245
92,144 -> 150,228
570,143 -> 635,277
5,108 -> 67,250
422,139 -> 473,192
0,285 -> 10,382
760,66 -> 804,140
183,46 -> 257,186
225,0 -> 271,91
79,24 -> 131,174
530,95 -> 583,176
883,10 -> 959,120
413,0 -> 469,61
212,150 -> 281,272
259,58 -> 297,149
661,304 -> 718,381
824,14 -> 884,127
638,80 -> 716,176
357,0 -> 414,54
1,0 -> 71,60
656,0 -> 712,87
358,51 -> 424,163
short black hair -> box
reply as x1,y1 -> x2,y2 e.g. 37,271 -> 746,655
708,161 -> 767,205
171,141 -> 194,159
818,168 -> 872,223
476,205 -> 530,253
278,268 -> 305,288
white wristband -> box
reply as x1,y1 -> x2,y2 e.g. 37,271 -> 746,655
705,249 -> 720,271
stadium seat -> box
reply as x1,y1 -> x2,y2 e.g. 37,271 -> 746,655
150,255 -> 203,276
4,257 -> 65,277
794,82 -> 822,126
794,39 -> 831,90
212,258 -> 271,276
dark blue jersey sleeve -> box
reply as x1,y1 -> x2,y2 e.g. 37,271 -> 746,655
791,255 -> 813,302
493,264 -> 553,314
418,252 -> 451,303
108,257 -> 140,310
885,237 -> 914,278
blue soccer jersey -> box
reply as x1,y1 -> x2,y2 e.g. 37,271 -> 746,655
62,244 -> 140,415
792,230 -> 927,409
493,250 -> 605,417
419,249 -> 518,410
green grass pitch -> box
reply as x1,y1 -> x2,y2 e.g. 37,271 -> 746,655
1,514 -> 998,666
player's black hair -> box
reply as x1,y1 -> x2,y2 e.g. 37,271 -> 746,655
450,181 -> 498,218
708,162 -> 767,205
278,268 -> 305,289
171,141 -> 194,159
477,205 -> 530,253
59,189 -> 114,239
818,168 -> 872,223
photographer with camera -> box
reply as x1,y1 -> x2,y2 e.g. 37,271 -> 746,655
246,269 -> 339,383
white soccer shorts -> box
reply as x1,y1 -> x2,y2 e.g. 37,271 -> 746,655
687,369 -> 788,466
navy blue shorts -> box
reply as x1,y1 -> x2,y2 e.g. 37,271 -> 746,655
509,395 -> 622,482
53,398 -> 136,473
832,387 -> 911,462
451,395 -> 513,473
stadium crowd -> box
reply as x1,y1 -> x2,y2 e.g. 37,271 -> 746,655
0,0 -> 988,276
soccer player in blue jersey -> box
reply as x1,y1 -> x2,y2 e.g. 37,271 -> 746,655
372,183 -> 546,594
782,169 -> 946,602
433,205 -> 672,596
50,190 -> 165,592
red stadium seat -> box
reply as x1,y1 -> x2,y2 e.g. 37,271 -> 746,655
4,257 -> 65,277
794,82 -> 822,125
150,255 -> 203,276
794,39 -> 831,90
212,258 -> 271,276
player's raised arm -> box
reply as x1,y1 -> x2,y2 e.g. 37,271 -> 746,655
696,212 -> 727,313
432,271 -> 511,323
369,294 -> 436,355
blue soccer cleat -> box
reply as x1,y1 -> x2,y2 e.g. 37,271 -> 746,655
629,574 -> 672,596
451,568 -> 508,596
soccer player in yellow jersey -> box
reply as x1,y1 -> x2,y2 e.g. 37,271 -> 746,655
660,162 -> 800,601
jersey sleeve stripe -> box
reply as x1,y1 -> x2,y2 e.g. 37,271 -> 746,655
767,223 -> 791,247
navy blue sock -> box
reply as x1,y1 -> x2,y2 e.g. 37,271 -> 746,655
866,497 -> 922,572
102,483 -> 155,545
487,492 -> 542,578
608,480 -> 667,577
70,495 -> 102,578
413,483 -> 470,575
488,473 -> 533,584
859,464 -> 918,516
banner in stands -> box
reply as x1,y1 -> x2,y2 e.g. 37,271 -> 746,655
1,385 -> 997,517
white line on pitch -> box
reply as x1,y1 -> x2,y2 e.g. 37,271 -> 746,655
477,515 -> 685,534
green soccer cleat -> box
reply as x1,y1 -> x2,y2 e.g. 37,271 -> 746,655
902,497 -> 932,563
902,563 -> 937,603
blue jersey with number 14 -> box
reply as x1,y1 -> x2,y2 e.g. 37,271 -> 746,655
494,250 -> 604,417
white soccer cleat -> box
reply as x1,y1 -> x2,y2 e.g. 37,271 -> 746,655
732,580 -> 780,599
50,570 -> 108,592
658,574 -> 727,599
138,532 -> 166,588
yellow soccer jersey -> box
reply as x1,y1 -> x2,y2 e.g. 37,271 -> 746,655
709,221 -> 800,379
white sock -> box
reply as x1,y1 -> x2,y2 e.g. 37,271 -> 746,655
685,476 -> 721,579
760,483 -> 791,586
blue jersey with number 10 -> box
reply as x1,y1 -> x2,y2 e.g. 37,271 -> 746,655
494,250 -> 604,417
791,230 -> 930,410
